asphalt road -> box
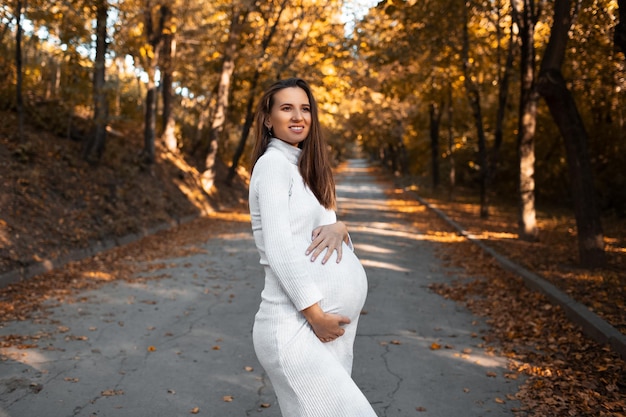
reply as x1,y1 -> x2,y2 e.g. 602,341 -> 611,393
0,159 -> 522,417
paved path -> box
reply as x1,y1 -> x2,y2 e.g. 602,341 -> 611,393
0,160 -> 521,417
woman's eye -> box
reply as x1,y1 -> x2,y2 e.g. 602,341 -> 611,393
303,107 -> 311,112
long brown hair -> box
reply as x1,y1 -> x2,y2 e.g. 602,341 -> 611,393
251,78 -> 336,209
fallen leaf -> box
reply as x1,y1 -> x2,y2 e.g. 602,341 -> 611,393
101,389 -> 124,396
189,407 -> 200,414
148,345 -> 157,352
223,395 -> 234,402
430,342 -> 441,350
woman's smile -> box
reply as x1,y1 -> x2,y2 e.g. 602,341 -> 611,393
266,87 -> 311,146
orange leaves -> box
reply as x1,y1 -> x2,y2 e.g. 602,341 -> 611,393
384,185 -> 626,415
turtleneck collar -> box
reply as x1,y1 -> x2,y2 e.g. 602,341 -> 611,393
268,138 -> 301,165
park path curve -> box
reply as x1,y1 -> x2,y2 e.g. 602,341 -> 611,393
0,159 -> 521,417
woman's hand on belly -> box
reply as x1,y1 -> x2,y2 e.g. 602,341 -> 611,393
301,302 -> 351,343
305,221 -> 349,264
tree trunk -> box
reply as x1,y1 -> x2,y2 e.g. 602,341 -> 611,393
491,0 -> 515,185
429,102 -> 442,189
160,19 -> 177,153
537,0 -> 606,267
226,1 -> 289,184
512,0 -> 539,241
201,7 -> 246,192
462,2 -> 488,218
142,3 -> 169,164
447,85 -> 455,200
15,0 -> 24,142
226,70 -> 259,184
616,0 -> 626,55
83,0 -> 108,162
143,76 -> 157,163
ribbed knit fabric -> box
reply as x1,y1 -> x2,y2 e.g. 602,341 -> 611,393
249,138 -> 377,417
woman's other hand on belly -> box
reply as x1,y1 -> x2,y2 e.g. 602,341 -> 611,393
301,303 -> 351,343
305,221 -> 349,264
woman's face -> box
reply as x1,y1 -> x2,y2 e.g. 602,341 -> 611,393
266,87 -> 311,147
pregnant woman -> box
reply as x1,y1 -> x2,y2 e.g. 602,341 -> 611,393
249,78 -> 377,417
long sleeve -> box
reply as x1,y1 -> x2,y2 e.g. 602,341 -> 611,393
251,151 -> 323,311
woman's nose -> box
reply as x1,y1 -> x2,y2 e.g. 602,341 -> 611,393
292,109 -> 303,121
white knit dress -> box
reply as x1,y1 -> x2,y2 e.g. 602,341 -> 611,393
249,138 -> 377,417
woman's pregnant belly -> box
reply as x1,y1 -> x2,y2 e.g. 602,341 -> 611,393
301,242 -> 368,320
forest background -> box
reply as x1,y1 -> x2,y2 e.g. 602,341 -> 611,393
1,0 -> 626,415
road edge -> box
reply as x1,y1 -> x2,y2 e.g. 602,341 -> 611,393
0,214 -> 199,289
410,192 -> 626,361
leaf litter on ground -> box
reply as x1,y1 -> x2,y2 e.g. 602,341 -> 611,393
384,176 -> 626,417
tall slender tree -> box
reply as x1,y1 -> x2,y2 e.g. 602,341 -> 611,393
429,102 -> 442,189
15,0 -> 25,142
83,0 -> 109,162
511,0 -> 540,240
200,4 -> 248,192
159,9 -> 177,153
226,0 -> 289,185
490,0 -> 515,188
142,2 -> 170,164
616,0 -> 626,54
462,1 -> 489,218
537,0 -> 606,267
